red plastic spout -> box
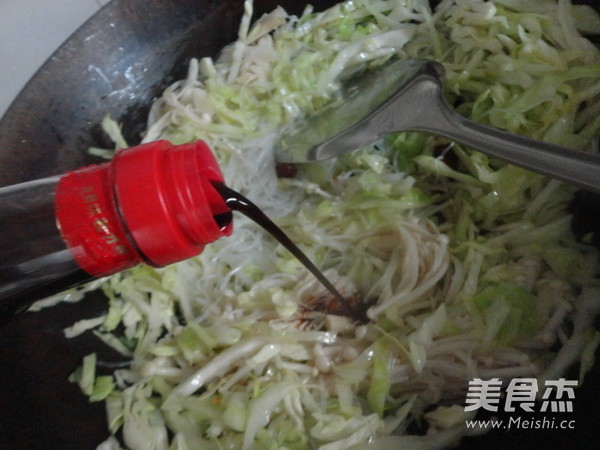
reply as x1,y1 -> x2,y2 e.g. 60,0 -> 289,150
56,140 -> 232,277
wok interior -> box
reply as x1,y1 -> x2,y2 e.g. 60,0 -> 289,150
0,0 -> 598,448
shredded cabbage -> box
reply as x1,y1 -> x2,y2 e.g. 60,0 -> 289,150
64,0 -> 600,448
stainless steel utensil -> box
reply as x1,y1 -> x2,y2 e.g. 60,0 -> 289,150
276,59 -> 600,192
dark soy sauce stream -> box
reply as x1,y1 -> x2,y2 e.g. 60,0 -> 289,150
211,181 -> 350,311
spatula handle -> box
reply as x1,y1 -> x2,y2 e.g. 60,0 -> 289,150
400,73 -> 600,193
434,104 -> 600,193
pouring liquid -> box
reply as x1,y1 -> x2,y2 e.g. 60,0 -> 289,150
211,181 -> 350,311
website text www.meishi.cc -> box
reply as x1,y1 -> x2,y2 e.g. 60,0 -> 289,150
465,416 -> 575,431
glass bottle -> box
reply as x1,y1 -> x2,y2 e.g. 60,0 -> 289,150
0,140 -> 232,319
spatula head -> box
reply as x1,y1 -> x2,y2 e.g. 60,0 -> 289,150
275,58 -> 443,163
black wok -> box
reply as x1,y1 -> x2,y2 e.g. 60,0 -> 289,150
0,0 -> 598,448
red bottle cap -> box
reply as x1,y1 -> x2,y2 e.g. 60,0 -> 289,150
56,163 -> 141,276
56,140 -> 232,277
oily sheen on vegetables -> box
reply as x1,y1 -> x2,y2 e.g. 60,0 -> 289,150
62,0 -> 600,448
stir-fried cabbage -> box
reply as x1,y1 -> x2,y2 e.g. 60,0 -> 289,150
66,0 -> 600,448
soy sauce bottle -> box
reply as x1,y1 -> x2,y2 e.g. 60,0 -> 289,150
0,140 -> 232,319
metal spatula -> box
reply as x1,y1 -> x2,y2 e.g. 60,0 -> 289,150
275,59 -> 600,192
